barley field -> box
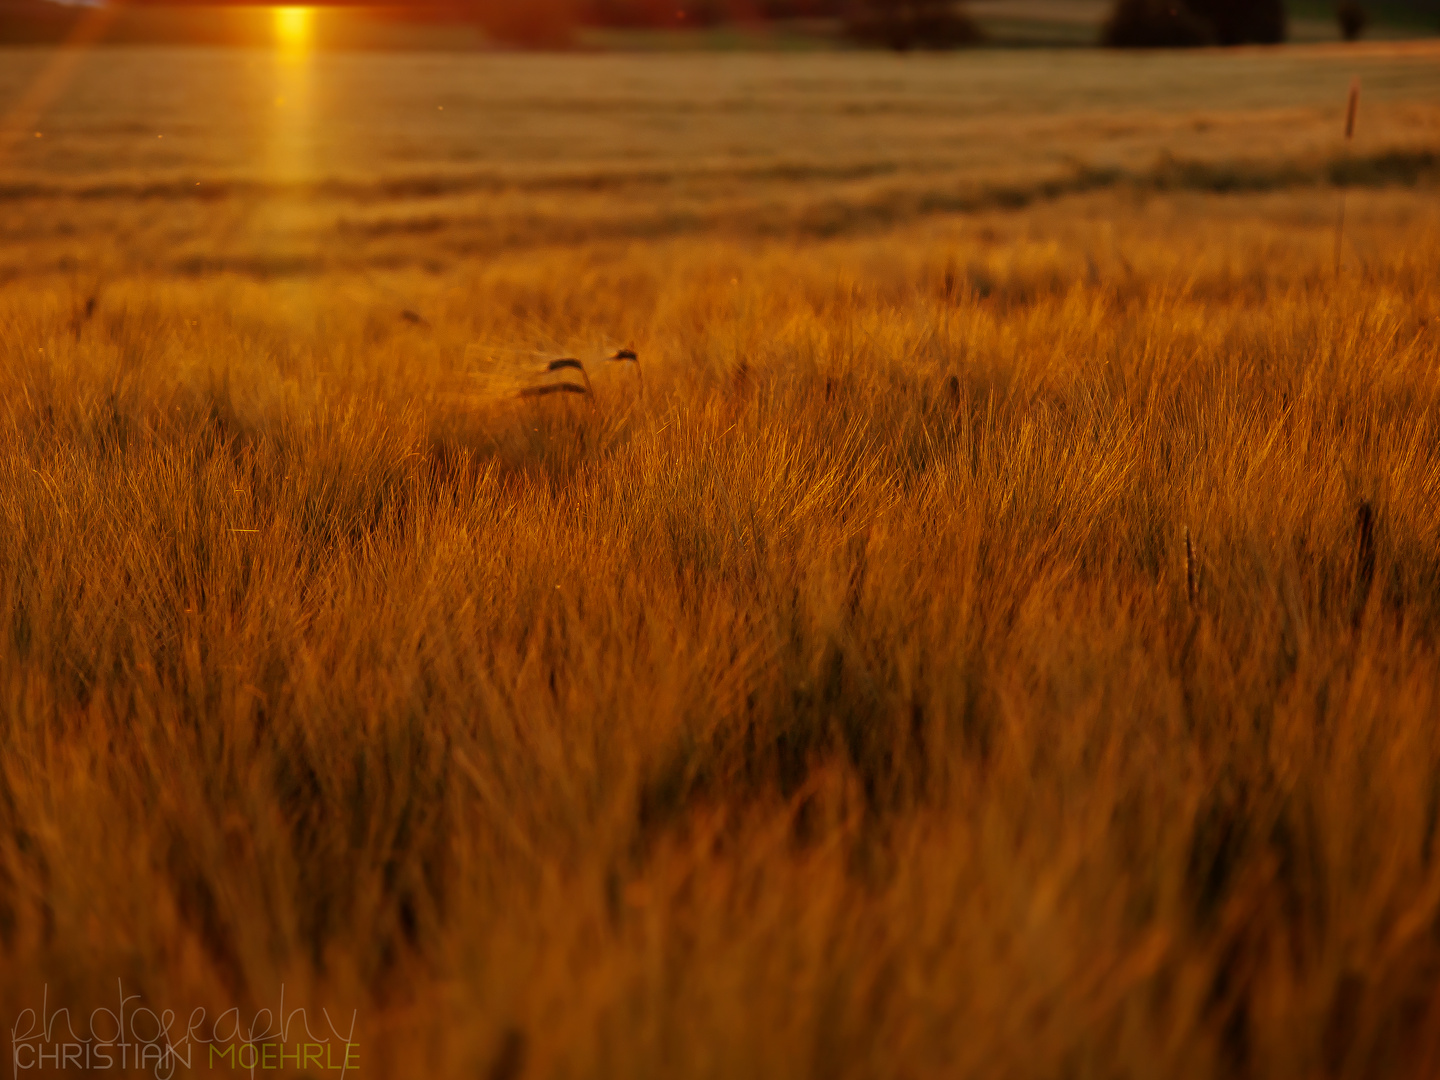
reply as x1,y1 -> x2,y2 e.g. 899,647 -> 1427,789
2,41 -> 1440,1079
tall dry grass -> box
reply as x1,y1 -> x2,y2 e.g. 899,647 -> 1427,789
1,191 -> 1438,1077
3,43 -> 1440,1079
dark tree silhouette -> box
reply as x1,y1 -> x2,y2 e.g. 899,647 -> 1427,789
1103,0 -> 1286,47
1338,1 -> 1369,40
844,0 -> 982,50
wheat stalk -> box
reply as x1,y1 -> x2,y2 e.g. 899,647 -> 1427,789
1335,77 -> 1360,276
546,357 -> 594,395
70,293 -> 97,342
607,347 -> 642,394
1184,526 -> 1197,608
519,382 -> 591,400
515,351 -> 641,403
1354,500 -> 1376,617
518,357 -> 594,402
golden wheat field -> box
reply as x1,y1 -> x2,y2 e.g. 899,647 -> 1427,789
2,37 -> 1440,1079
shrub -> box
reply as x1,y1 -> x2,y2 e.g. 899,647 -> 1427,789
1103,0 -> 1286,47
1102,0 -> 1213,47
1189,0 -> 1286,44
844,0 -> 983,50
1338,1 -> 1369,40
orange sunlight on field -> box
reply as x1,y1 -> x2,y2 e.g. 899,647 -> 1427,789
2,40 -> 1440,1080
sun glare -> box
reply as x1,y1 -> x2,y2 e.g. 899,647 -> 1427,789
274,7 -> 312,54
267,5 -> 313,184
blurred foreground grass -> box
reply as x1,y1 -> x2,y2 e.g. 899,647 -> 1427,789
1,45 -> 1439,1079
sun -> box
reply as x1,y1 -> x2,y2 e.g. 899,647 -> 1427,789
273,7 -> 312,54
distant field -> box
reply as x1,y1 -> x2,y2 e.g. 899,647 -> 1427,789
2,45 -> 1438,280
2,45 -> 1440,1080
